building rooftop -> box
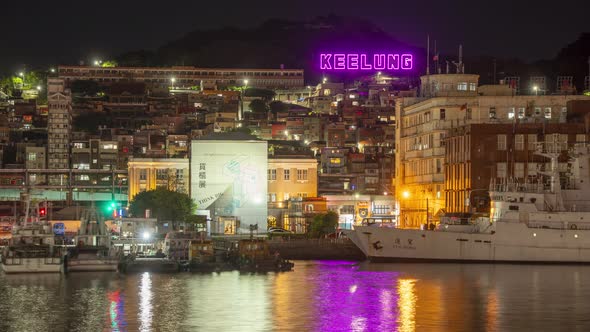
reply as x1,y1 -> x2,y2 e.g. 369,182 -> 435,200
195,131 -> 261,141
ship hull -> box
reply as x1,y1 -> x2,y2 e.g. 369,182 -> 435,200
66,259 -> 118,272
348,222 -> 590,263
1,257 -> 62,273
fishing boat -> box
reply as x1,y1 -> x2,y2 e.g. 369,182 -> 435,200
1,194 -> 65,275
348,144 -> 590,263
65,206 -> 118,272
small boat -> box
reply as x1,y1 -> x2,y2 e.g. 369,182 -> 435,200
119,255 -> 180,273
1,223 -> 63,273
235,238 -> 294,272
65,206 -> 118,272
185,238 -> 233,272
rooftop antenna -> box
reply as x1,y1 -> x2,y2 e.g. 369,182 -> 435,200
452,44 -> 464,74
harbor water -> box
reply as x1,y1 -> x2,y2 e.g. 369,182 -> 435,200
1,260 -> 589,331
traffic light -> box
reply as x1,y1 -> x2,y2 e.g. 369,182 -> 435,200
39,207 -> 46,217
107,201 -> 116,212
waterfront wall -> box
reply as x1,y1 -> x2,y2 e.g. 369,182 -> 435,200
268,238 -> 365,261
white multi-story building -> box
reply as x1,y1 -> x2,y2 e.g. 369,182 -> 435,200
396,73 -> 590,228
47,78 -> 72,184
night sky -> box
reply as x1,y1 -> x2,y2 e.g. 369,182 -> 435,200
2,0 -> 588,72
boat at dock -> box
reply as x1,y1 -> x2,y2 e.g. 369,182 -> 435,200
65,207 -> 118,272
234,238 -> 294,272
1,223 -> 63,273
119,255 -> 180,273
348,144 -> 590,263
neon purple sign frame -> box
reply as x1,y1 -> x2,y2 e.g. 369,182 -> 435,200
320,53 -> 413,71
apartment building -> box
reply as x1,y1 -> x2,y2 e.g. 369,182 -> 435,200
396,73 -> 590,228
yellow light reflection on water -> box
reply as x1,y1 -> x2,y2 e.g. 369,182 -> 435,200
397,278 -> 417,332
139,272 -> 153,332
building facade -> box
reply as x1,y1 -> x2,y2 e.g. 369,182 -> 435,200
190,134 -> 268,234
267,157 -> 318,207
58,65 -> 304,89
127,158 -> 190,200
396,73 -> 590,228
444,123 -> 589,214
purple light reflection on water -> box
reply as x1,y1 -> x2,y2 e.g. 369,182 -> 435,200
312,261 -> 402,332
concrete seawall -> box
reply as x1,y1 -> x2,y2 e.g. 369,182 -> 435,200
268,238 -> 365,261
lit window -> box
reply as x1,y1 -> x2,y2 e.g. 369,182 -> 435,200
330,158 -> 341,164
497,162 -> 507,178
518,107 -> 525,119
283,169 -> 290,180
489,107 -> 496,119
457,82 -> 468,91
27,153 -> 36,161
515,134 -> 524,150
469,83 -> 477,91
544,107 -> 552,119
497,135 -> 507,150
508,107 -> 515,119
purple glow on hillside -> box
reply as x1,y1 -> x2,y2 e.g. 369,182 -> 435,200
320,53 -> 413,71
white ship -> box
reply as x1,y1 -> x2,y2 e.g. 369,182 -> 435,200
348,144 -> 590,263
1,223 -> 63,273
65,206 -> 118,272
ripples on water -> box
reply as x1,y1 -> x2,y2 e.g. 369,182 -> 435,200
1,261 -> 590,331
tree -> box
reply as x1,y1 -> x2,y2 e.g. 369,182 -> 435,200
308,211 -> 339,238
248,98 -> 269,113
269,100 -> 289,114
129,188 -> 196,230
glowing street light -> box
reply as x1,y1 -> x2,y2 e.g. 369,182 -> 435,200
18,72 -> 24,77
402,191 -> 410,199
244,79 -> 249,86
142,231 -> 151,240
36,85 -> 42,91
322,77 -> 327,84
533,85 -> 538,95
50,68 -> 55,73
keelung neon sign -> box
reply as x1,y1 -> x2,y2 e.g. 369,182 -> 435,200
320,53 -> 413,71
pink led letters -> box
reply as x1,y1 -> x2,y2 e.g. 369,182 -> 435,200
320,53 -> 413,71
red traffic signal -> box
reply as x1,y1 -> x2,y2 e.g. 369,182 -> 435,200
39,208 -> 46,217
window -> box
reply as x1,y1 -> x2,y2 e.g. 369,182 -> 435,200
508,107 -> 515,119
283,193 -> 290,201
527,163 -> 537,177
515,163 -> 524,178
489,107 -> 496,119
576,134 -> 586,143
27,153 -> 36,161
297,193 -> 308,198
139,169 -> 147,181
497,135 -> 507,150
528,134 -> 537,150
156,169 -> 168,180
497,162 -> 507,178
544,107 -> 552,119
518,107 -> 525,119
268,193 -> 276,202
329,158 -> 341,165
469,83 -> 477,91
440,108 -> 446,120
515,134 -> 524,150
297,169 -> 308,181
283,169 -> 290,180
534,107 -> 541,116
92,159 -> 98,164
268,169 -> 276,181
457,82 -> 468,91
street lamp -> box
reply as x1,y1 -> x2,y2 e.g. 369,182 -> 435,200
36,86 -> 41,91
170,77 -> 176,90
533,85 -> 538,96
322,77 -> 327,84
